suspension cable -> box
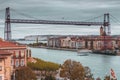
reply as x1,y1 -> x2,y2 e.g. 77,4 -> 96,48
81,14 -> 104,22
110,14 -> 120,25
10,8 -> 38,19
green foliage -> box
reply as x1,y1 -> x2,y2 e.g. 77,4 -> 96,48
27,58 -> 59,71
15,67 -> 36,80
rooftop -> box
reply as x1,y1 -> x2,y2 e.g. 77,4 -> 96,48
0,50 -> 12,55
0,38 -> 26,49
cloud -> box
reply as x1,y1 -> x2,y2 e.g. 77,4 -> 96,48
0,0 -> 120,38
1,0 -> 120,19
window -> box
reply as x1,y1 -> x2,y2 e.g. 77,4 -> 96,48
16,51 -> 19,58
21,60 -> 24,66
16,60 -> 19,67
21,50 -> 24,57
0,66 -> 2,71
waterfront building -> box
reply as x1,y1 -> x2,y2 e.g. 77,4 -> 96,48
48,37 -> 86,49
70,37 -> 85,49
76,39 -> 85,49
48,37 -> 61,48
115,37 -> 120,48
0,38 -> 31,69
93,36 -> 113,50
93,26 -> 117,51
100,26 -> 104,36
70,37 -> 76,48
47,38 -> 53,47
54,38 -> 61,48
87,40 -> 93,49
60,37 -> 71,48
47,34 -> 120,52
0,50 -> 12,80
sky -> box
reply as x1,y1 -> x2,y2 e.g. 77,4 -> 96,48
0,0 -> 120,39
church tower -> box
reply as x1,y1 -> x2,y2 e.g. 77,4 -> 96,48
100,26 -> 104,36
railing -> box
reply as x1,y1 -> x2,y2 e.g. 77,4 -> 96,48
12,55 -> 25,59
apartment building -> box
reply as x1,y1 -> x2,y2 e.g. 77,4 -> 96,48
0,51 -> 12,80
0,38 -> 31,69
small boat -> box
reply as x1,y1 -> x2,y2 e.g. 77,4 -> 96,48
77,49 -> 91,56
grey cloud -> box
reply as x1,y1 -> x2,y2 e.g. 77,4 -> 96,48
0,0 -> 120,38
0,0 -> 120,22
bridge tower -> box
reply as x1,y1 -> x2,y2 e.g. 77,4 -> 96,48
4,7 -> 11,41
3,7 -> 111,40
103,13 -> 110,35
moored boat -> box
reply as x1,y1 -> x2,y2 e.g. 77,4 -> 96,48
77,49 -> 91,56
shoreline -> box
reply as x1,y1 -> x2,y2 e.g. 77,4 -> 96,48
29,46 -> 78,52
29,46 -> 120,56
46,47 -> 77,52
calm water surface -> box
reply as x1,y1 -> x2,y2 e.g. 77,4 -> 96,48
18,41 -> 120,79
30,47 -> 120,79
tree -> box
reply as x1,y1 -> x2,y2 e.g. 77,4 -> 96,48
15,67 -> 36,80
60,59 -> 85,80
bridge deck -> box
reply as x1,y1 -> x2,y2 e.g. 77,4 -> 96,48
10,19 -> 104,26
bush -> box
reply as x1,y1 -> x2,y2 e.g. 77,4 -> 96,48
27,58 -> 59,71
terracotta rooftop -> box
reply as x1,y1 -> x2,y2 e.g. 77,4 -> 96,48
0,38 -> 26,48
0,50 -> 11,59
0,50 -> 12,55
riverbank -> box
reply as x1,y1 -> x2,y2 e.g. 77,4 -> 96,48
30,46 -> 120,56
29,46 -> 78,52
46,47 -> 78,52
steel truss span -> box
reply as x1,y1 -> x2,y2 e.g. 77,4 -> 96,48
10,19 -> 104,26
4,7 -> 110,41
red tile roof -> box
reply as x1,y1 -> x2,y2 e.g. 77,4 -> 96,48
0,50 -> 12,55
0,50 -> 11,59
0,38 -> 26,49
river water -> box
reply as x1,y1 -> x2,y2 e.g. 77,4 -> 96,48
18,41 -> 120,79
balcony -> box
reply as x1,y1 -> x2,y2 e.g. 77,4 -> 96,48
12,55 -> 25,59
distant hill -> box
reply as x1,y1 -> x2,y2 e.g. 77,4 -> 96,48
24,35 -> 120,41
24,35 -> 70,41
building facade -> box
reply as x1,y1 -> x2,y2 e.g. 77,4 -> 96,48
0,51 -> 12,80
48,37 -> 86,49
0,38 -> 31,69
